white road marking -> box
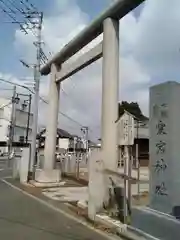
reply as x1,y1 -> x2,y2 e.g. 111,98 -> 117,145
135,206 -> 180,225
1,179 -> 118,240
0,169 -> 4,171
3,176 -> 13,179
128,226 -> 160,240
145,207 -> 176,219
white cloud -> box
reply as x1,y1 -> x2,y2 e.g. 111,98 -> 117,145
120,13 -> 138,55
133,0 -> 180,81
10,0 -> 180,140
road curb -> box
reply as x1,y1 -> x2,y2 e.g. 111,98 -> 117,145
66,202 -> 147,240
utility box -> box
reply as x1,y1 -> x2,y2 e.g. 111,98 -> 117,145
149,81 -> 180,215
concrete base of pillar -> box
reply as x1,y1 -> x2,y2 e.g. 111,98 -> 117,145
29,180 -> 65,188
35,169 -> 61,183
88,149 -> 109,221
12,155 -> 21,179
20,147 -> 30,183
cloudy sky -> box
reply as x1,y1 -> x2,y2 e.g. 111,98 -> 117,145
0,0 -> 180,141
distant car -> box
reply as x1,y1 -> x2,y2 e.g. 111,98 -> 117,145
56,153 -> 61,162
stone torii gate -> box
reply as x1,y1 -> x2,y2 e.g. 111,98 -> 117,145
38,0 -> 144,182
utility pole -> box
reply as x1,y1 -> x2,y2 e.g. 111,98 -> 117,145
81,127 -> 89,149
31,12 -> 43,178
81,126 -> 89,162
8,86 -> 17,166
25,94 -> 32,144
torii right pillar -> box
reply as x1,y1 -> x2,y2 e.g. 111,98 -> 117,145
88,18 -> 119,220
101,17 -> 119,171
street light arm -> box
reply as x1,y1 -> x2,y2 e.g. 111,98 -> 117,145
0,78 -> 35,95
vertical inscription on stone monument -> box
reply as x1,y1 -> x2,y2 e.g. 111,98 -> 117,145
153,104 -> 168,196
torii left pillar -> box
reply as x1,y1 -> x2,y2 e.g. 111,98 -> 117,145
35,63 -> 61,183
88,18 -> 119,220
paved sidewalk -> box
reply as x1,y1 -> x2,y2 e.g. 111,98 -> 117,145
0,179 -> 118,240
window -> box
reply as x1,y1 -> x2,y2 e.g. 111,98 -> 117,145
19,136 -> 25,143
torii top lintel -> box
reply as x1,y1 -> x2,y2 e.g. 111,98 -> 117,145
40,0 -> 145,76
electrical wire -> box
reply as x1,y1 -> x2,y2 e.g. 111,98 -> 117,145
0,0 -> 28,34
20,0 -> 32,12
42,41 -> 54,56
0,88 -> 13,91
39,96 -> 84,128
60,85 -> 100,140
1,0 -> 50,63
0,0 -> 16,15
61,84 -> 83,111
40,96 -> 99,141
0,3 -> 28,34
1,0 -> 48,61
60,86 -> 98,133
6,0 -> 24,14
0,79 -> 98,139
0,78 -> 35,95
19,1 -> 52,59
11,0 -> 24,12
6,0 -> 37,36
0,78 -> 84,129
20,0 -> 37,12
24,0 -> 38,11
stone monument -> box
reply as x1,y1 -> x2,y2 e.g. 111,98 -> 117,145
149,81 -> 180,216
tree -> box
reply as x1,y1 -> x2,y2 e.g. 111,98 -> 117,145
118,101 -> 148,121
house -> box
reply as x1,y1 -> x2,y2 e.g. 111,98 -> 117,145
36,128 -> 94,168
37,128 -> 88,152
37,128 -> 72,150
0,97 -> 33,153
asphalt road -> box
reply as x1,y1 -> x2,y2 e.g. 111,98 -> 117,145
0,157 -> 8,168
0,160 -> 118,240
131,207 -> 180,240
0,158 -> 12,177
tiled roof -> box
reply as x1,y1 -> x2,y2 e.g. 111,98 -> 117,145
37,128 -> 73,139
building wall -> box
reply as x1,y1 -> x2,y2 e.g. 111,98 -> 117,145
13,126 -> 32,142
0,99 -> 12,142
69,138 -> 87,150
0,97 -> 33,145
15,109 -> 33,142
15,109 -> 33,129
0,119 -> 9,142
58,138 -> 69,150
